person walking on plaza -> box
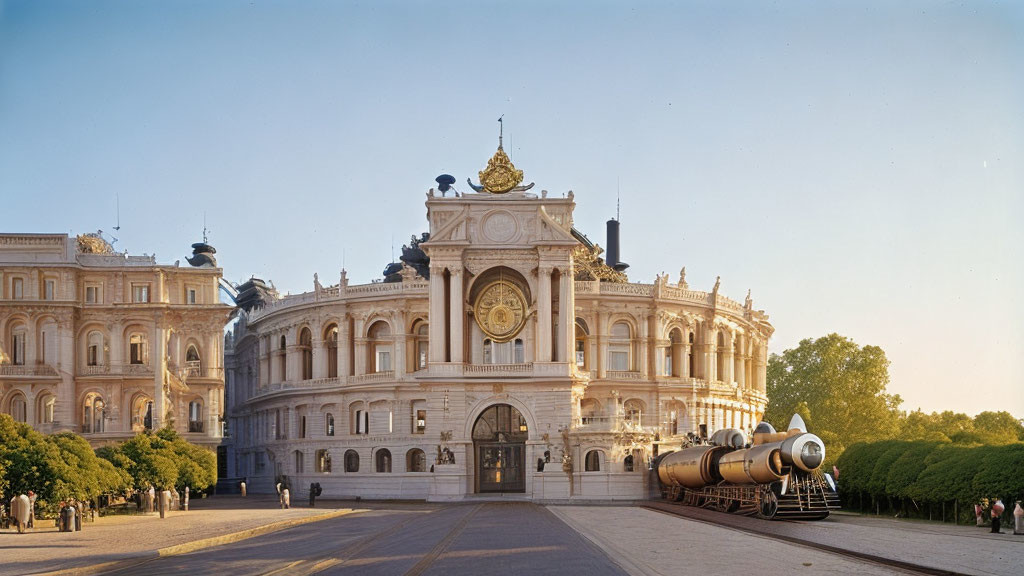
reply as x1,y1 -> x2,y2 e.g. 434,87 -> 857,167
282,488 -> 290,509
991,498 -> 1005,534
240,481 -> 247,497
27,490 -> 36,529
184,486 -> 190,511
11,494 -> 31,533
975,502 -> 986,527
1013,501 -> 1023,535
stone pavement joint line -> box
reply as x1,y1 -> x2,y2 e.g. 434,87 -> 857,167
31,508 -> 365,576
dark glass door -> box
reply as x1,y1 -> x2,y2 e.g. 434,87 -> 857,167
477,443 -> 525,493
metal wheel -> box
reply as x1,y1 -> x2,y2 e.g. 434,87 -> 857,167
759,490 -> 778,519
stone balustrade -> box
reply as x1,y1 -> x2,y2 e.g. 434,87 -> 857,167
0,364 -> 59,377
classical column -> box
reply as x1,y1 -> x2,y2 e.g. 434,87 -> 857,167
557,266 -> 572,364
639,314 -> 650,378
681,331 -> 691,379
449,269 -> 464,363
311,336 -> 324,379
428,265 -> 446,363
723,333 -> 735,384
596,310 -> 607,379
537,266 -> 552,362
153,326 -> 167,430
394,311 -> 407,378
339,317 -> 352,378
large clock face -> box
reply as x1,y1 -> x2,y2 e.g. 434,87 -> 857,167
474,280 -> 528,342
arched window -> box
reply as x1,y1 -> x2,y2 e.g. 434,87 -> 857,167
624,453 -> 634,472
624,399 -> 644,427
325,413 -> 335,436
575,320 -> 590,369
294,450 -> 304,474
344,449 -> 360,473
316,449 -> 331,473
299,327 -> 313,380
665,400 -> 686,436
82,392 -> 104,433
10,323 -> 26,365
129,333 -> 147,365
325,325 -> 339,378
367,321 -> 392,372
86,331 -> 104,367
132,394 -> 153,431
351,403 -> 369,434
414,322 -> 429,370
406,448 -> 426,472
8,392 -> 27,422
584,450 -> 602,472
300,415 -> 307,438
375,449 -> 392,473
185,345 -> 201,377
608,321 -> 631,371
514,339 -> 524,364
37,394 -> 56,424
188,400 -> 203,433
667,328 -> 683,377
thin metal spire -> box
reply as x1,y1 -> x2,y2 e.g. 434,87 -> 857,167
202,212 -> 209,243
498,115 -> 504,149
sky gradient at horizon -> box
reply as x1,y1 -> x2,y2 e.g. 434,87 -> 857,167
1,0 -> 1021,417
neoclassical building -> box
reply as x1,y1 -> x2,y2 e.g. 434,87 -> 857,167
224,143 -> 773,500
0,233 -> 232,448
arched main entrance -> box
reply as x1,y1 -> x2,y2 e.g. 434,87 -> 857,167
472,403 -> 528,493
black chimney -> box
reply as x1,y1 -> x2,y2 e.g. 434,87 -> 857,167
606,219 -> 629,272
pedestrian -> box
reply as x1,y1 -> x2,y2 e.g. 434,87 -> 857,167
282,488 -> 290,509
184,486 -> 190,511
147,485 -> 155,513
240,481 -> 247,497
27,490 -> 36,529
1011,500 -> 1019,537
991,498 -> 1005,534
975,502 -> 986,527
11,494 -> 31,533
75,499 -> 84,531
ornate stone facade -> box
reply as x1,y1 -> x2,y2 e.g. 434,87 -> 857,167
0,233 -> 232,447
224,148 -> 772,500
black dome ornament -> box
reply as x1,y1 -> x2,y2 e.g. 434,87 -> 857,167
435,174 -> 456,192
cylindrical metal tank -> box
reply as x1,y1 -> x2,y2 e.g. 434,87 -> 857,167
779,432 -> 826,472
718,444 -> 785,485
657,445 -> 728,490
710,428 -> 746,448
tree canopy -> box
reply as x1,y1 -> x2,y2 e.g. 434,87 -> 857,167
766,333 -> 903,466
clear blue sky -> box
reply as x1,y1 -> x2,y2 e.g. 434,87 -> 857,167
2,1 -> 1021,416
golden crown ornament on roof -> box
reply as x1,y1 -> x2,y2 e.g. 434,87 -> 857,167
468,116 -> 535,194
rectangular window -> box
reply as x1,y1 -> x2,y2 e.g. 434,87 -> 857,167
663,349 -> 672,376
40,331 -> 47,363
12,333 -> 25,365
355,410 -> 366,434
609,350 -> 629,371
376,350 -> 391,372
129,336 -> 146,365
12,278 -> 23,299
187,288 -> 197,304
85,285 -> 98,303
44,280 -> 55,300
415,410 -> 426,434
88,345 -> 99,366
132,284 -> 150,303
417,344 -> 427,370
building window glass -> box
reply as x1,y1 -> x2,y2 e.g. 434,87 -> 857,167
11,331 -> 26,365
326,325 -> 338,378
188,401 -> 203,433
415,409 -> 426,434
12,277 -> 24,299
344,450 -> 359,473
608,321 -> 631,371
415,322 -> 429,370
294,450 -> 304,474
85,285 -> 99,303
129,334 -> 147,365
585,450 -> 601,472
132,284 -> 150,303
407,449 -> 426,472
299,328 -> 313,380
44,279 -> 55,300
9,393 -> 27,422
316,449 -> 331,473
39,395 -> 55,424
187,288 -> 197,304
325,413 -> 335,436
375,449 -> 392,473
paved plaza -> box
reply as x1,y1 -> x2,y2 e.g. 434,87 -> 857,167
3,497 -> 1022,576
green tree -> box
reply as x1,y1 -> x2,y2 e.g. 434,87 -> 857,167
766,334 -> 902,466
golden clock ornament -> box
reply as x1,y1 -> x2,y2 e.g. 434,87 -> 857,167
474,280 -> 528,342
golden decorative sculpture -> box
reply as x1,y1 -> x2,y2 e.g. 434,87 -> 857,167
478,145 -> 524,194
473,279 -> 527,342
572,244 -> 628,283
75,233 -> 113,254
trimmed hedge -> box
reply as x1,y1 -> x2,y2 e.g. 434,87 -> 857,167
836,440 -> 1024,522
